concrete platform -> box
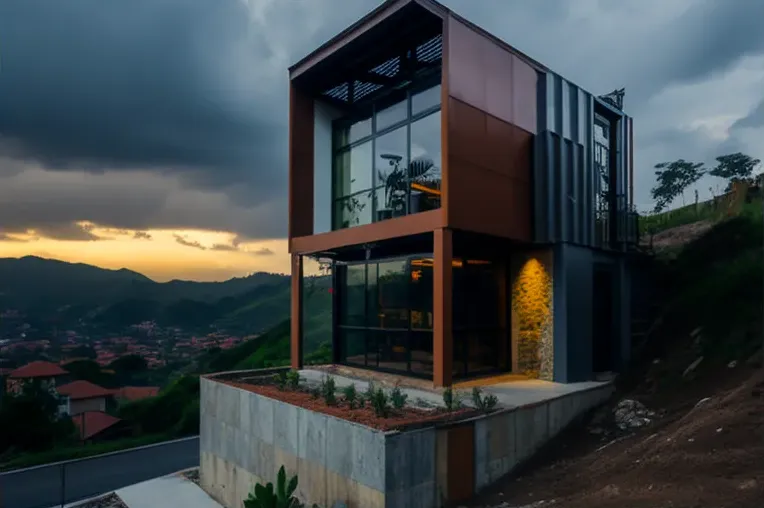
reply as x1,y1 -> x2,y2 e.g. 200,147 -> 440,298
200,368 -> 615,508
117,475 -> 222,508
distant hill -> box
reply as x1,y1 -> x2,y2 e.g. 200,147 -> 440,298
0,256 -> 288,310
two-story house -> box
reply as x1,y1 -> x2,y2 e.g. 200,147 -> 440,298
288,0 -> 637,387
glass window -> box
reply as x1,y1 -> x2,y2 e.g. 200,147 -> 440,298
409,259 -> 433,330
334,142 -> 372,198
369,260 -> 408,329
335,116 -> 372,148
376,98 -> 407,131
374,126 -> 408,218
334,192 -> 372,230
340,265 -> 366,327
412,85 -> 441,115
409,112 -> 442,212
341,329 -> 366,367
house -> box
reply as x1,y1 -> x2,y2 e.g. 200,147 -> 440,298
5,360 -> 69,394
72,411 -> 129,442
287,0 -> 638,387
55,380 -> 115,416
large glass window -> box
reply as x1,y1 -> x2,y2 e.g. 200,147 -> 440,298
336,254 -> 434,378
452,259 -> 506,378
332,82 -> 442,230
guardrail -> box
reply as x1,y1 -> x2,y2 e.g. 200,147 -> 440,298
0,436 -> 199,508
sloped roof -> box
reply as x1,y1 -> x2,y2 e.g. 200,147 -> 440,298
56,380 -> 114,400
9,361 -> 68,379
73,411 -> 122,440
115,386 -> 160,401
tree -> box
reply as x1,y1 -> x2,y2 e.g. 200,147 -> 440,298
650,159 -> 705,213
709,152 -> 762,190
109,354 -> 148,373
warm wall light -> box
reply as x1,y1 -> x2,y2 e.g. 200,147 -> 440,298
411,269 -> 422,281
512,257 -> 554,380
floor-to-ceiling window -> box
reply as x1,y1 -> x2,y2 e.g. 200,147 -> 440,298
452,259 -> 507,378
336,255 -> 434,377
332,78 -> 442,230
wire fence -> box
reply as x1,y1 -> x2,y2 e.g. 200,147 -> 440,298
0,436 -> 198,508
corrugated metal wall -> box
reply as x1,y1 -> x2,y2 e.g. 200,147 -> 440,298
533,71 -> 632,248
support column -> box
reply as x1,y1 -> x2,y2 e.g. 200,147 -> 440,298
433,228 -> 453,387
290,254 -> 303,370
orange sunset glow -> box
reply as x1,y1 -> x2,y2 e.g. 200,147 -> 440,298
0,223 -> 297,282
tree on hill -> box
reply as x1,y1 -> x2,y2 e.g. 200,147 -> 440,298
69,345 -> 97,360
651,159 -> 705,212
64,359 -> 118,388
0,382 -> 75,453
709,152 -> 762,191
108,354 -> 148,373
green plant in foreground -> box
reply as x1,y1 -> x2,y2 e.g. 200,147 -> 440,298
243,466 -> 299,508
276,371 -> 287,391
471,387 -> 498,412
442,387 -> 461,411
285,370 -> 301,391
363,380 -> 376,402
370,388 -> 390,418
390,382 -> 408,410
320,375 -> 337,406
342,383 -> 358,409
308,386 -> 320,400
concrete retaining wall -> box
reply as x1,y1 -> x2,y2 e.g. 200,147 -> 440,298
200,375 -> 613,508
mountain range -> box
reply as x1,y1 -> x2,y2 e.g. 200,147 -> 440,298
0,256 -> 331,336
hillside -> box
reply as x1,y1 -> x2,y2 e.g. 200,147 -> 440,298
0,255 -> 287,309
470,214 -> 764,508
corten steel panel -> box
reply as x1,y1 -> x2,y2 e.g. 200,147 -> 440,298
290,209 -> 445,255
446,98 -> 532,241
290,254 -> 303,369
433,228 -> 453,387
288,84 -> 315,249
447,17 -> 486,111
512,55 -> 538,134
483,36 -> 514,125
446,423 -> 475,501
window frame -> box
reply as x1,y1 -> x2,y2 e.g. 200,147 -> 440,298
331,73 -> 442,231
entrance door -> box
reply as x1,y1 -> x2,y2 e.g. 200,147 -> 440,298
592,265 -> 614,373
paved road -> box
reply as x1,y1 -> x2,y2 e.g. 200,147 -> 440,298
0,436 -> 199,508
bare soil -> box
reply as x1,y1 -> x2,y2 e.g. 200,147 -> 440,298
467,365 -> 764,508
223,379 -> 476,432
642,220 -> 714,251
77,493 -> 127,508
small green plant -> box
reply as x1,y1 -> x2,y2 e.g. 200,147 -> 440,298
276,371 -> 287,391
285,370 -> 301,391
442,387 -> 461,411
364,379 -> 376,402
243,465 -> 299,508
370,387 -> 390,418
342,383 -> 358,409
308,386 -> 320,400
320,375 -> 337,406
471,387 -> 498,412
390,382 -> 408,410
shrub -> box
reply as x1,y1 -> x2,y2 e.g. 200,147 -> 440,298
363,380 -> 376,402
370,388 -> 390,418
243,465 -> 299,508
390,382 -> 408,410
442,387 -> 461,411
276,371 -> 287,391
342,383 -> 358,409
471,387 -> 498,412
285,370 -> 301,391
320,375 -> 337,406
308,386 -> 320,400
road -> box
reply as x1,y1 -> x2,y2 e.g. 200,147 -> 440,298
0,436 -> 199,508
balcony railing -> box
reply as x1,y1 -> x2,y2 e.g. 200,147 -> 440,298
595,196 -> 639,250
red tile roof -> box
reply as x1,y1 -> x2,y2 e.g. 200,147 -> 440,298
115,386 -> 160,401
9,361 -> 68,379
72,411 -> 122,440
57,380 -> 114,400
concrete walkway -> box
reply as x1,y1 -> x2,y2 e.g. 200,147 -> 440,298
300,368 -> 610,410
116,475 -> 223,508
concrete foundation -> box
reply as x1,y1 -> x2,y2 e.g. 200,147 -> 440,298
200,371 -> 614,508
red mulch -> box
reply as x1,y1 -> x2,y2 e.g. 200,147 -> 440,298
223,380 -> 475,431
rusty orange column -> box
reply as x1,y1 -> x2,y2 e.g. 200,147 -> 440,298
433,228 -> 453,387
290,254 -> 303,370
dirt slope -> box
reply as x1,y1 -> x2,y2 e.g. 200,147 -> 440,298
468,364 -> 764,508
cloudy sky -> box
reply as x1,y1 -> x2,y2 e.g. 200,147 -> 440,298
1,0 -> 763,281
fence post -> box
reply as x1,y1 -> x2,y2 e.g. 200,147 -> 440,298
60,463 -> 66,507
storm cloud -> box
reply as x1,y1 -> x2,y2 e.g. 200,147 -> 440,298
0,0 -> 763,237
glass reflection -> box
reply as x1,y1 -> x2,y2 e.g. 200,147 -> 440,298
376,98 -> 407,131
374,127 -> 408,221
412,85 -> 441,115
334,192 -> 372,230
335,116 -> 372,148
334,142 -> 372,198
409,112 -> 442,213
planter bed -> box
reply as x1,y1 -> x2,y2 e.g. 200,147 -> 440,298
221,374 -> 476,432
